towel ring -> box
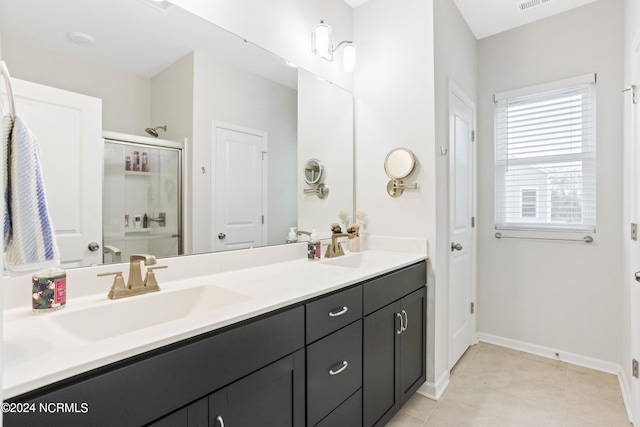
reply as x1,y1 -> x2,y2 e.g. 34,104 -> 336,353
0,60 -> 16,120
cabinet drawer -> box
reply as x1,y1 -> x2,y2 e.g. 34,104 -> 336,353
364,261 -> 426,315
315,389 -> 362,427
307,320 -> 363,426
306,285 -> 362,343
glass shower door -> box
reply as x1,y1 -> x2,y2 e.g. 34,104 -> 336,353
103,139 -> 182,264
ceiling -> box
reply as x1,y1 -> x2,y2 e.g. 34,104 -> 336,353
344,0 -> 599,39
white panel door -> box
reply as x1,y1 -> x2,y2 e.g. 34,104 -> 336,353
448,84 -> 476,369
3,79 -> 102,267
212,123 -> 266,251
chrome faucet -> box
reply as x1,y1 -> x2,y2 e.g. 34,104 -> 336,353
98,254 -> 166,299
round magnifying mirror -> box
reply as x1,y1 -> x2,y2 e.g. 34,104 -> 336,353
384,148 -> 416,180
304,158 -> 323,186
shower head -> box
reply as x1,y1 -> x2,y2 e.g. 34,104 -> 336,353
145,125 -> 167,137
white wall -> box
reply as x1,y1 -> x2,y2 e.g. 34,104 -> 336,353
168,0 -> 354,91
1,35 -> 151,135
477,0 -> 624,367
432,0 -> 478,396
353,0 -> 438,392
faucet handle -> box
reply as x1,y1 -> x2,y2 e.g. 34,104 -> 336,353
143,265 -> 167,291
98,271 -> 130,299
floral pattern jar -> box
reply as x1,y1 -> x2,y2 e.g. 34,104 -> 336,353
32,267 -> 66,313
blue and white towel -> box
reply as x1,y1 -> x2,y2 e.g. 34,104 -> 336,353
3,114 -> 60,272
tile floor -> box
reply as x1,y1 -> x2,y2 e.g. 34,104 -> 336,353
386,342 -> 631,427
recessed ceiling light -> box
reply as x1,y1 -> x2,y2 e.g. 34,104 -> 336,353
67,32 -> 95,46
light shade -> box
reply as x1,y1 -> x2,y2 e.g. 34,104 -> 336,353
342,43 -> 357,73
311,21 -> 333,61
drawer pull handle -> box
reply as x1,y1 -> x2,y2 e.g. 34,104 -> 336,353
396,312 -> 403,335
329,360 -> 349,375
216,415 -> 225,427
329,306 -> 349,317
401,309 -> 408,332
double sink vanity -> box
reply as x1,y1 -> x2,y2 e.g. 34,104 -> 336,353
3,238 -> 427,426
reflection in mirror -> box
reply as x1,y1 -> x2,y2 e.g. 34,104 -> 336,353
298,69 -> 354,237
304,159 -> 324,186
0,0 -> 354,269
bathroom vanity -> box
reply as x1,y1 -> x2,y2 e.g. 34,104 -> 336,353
2,245 -> 427,427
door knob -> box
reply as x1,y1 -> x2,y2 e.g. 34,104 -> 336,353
451,242 -> 463,252
635,271 -> 640,282
218,233 -> 226,240
88,242 -> 100,251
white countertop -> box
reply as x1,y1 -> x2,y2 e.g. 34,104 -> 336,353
3,237 -> 427,399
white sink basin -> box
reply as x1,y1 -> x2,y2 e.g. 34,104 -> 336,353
320,252 -> 364,268
52,285 -> 252,341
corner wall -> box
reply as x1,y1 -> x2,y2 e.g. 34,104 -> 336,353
353,0 -> 438,393
433,0 -> 478,395
477,0 -> 624,368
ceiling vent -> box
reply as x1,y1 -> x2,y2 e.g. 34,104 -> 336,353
518,0 -> 552,11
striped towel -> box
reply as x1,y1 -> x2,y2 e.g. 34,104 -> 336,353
3,114 -> 60,272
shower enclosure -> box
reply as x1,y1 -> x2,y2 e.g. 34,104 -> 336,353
102,133 -> 183,264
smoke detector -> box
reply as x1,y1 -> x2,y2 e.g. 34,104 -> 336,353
518,0 -> 553,12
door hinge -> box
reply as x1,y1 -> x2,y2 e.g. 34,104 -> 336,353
633,359 -> 639,378
632,223 -> 638,241
471,130 -> 475,142
262,151 -> 267,160
623,85 -> 638,104
470,302 -> 475,314
262,215 -> 264,224
471,217 -> 475,228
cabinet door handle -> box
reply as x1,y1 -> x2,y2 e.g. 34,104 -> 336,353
328,306 -> 348,317
401,309 -> 408,332
329,360 -> 349,375
216,415 -> 225,427
396,312 -> 403,335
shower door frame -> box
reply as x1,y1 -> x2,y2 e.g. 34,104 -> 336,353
103,132 -> 184,260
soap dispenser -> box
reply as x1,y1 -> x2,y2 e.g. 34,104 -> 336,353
308,229 -> 321,260
286,227 -> 298,243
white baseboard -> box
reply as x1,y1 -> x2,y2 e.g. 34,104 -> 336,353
477,332 -> 621,375
417,370 -> 450,401
618,370 -> 635,425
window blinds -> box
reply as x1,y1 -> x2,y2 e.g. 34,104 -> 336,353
494,75 -> 596,232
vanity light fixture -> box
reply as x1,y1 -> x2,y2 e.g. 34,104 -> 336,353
311,21 -> 357,72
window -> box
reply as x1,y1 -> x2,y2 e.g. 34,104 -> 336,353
494,74 -> 596,232
521,189 -> 537,218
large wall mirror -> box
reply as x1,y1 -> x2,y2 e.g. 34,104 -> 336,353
0,0 -> 354,269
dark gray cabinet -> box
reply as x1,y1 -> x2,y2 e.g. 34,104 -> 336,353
208,349 -> 306,427
4,307 -> 305,427
305,285 -> 363,426
4,261 -> 427,427
363,263 -> 427,427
